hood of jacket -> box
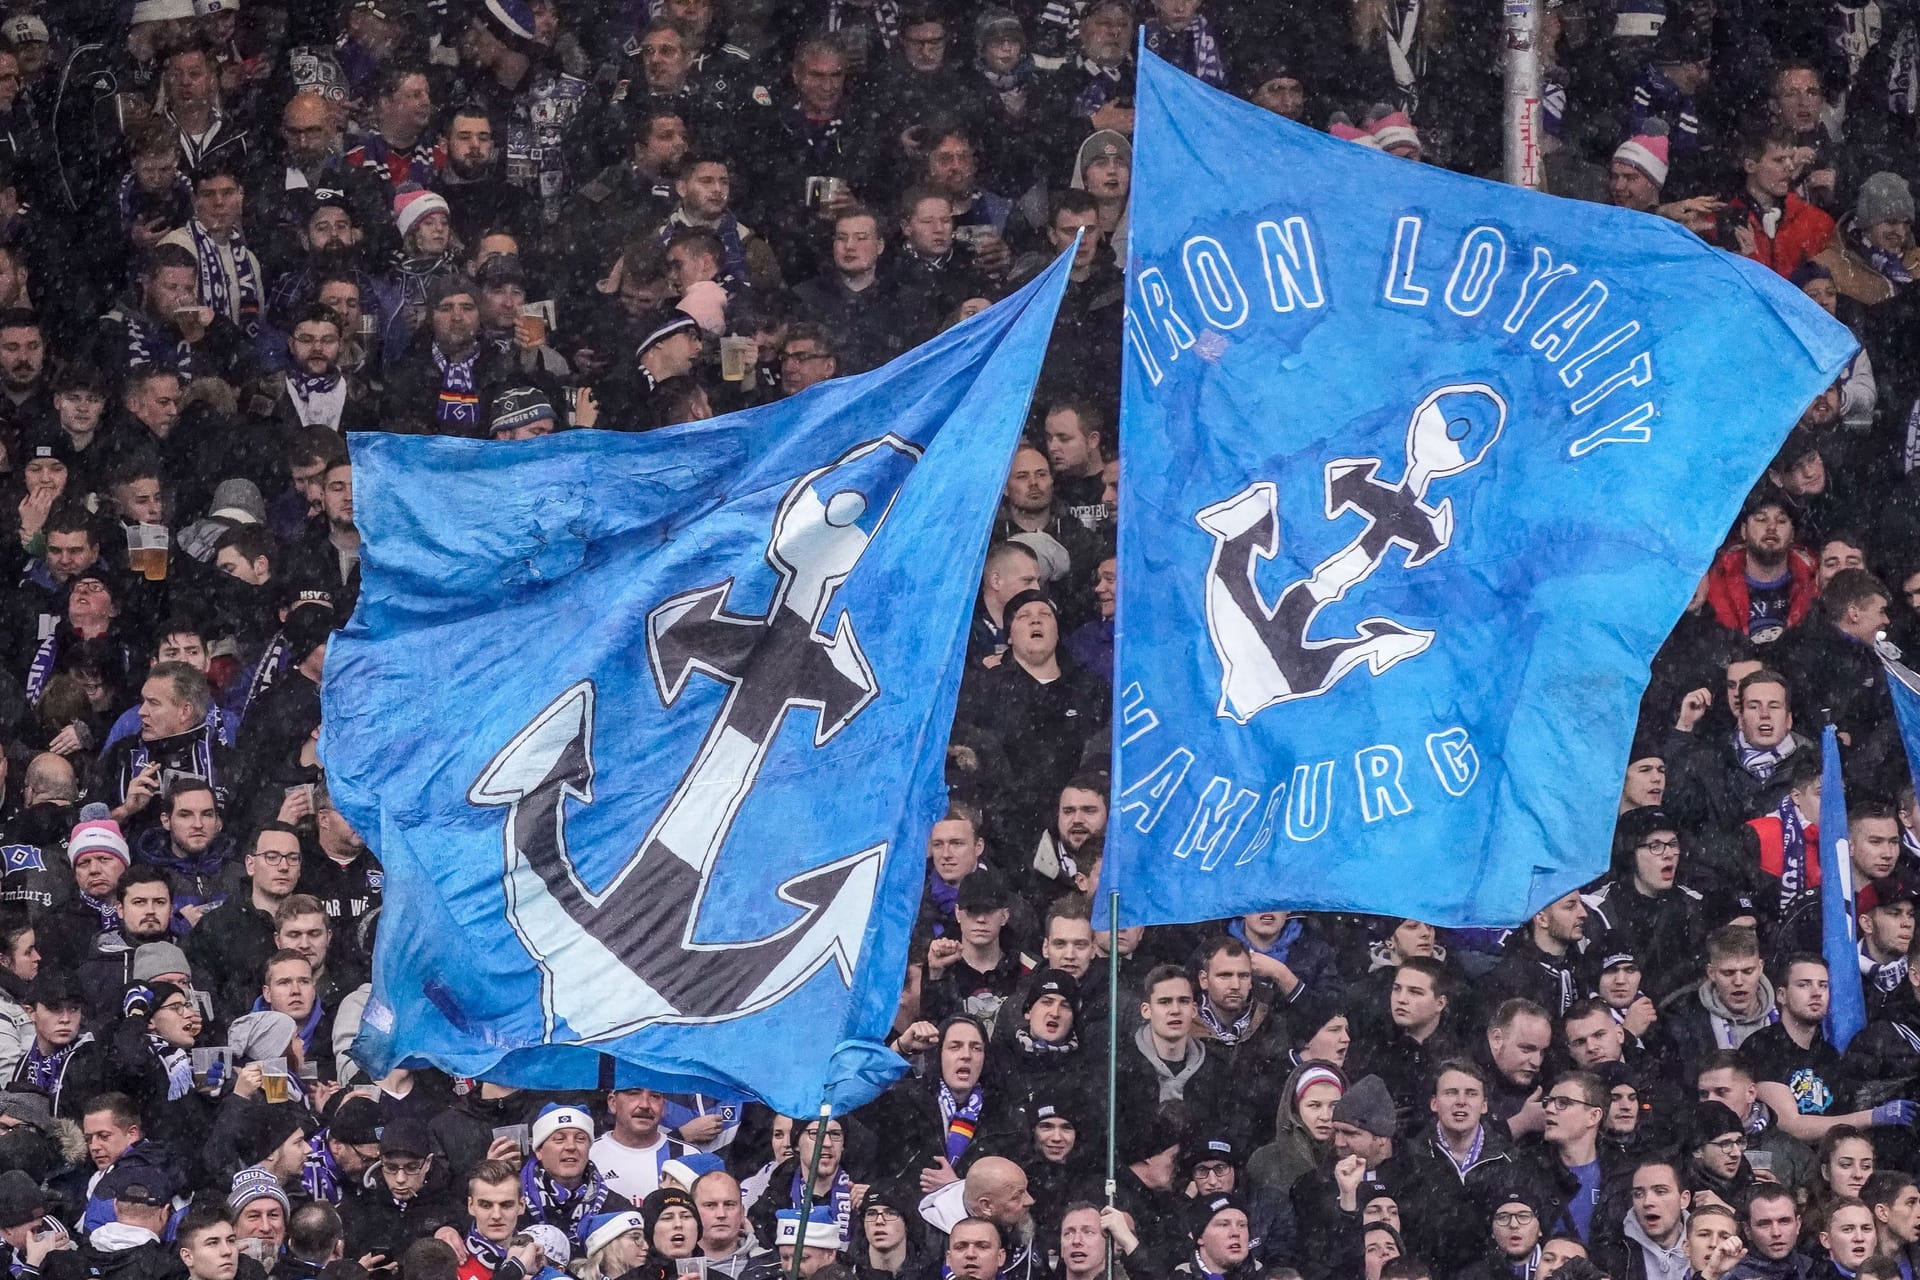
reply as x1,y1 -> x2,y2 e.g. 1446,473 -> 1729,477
1699,974 -> 1778,1029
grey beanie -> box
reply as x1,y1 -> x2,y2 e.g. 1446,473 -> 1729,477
1857,171 -> 1915,228
1332,1073 -> 1396,1139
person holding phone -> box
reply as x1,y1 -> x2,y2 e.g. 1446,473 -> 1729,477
0,1170 -> 68,1274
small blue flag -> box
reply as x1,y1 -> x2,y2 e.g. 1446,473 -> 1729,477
1819,725 -> 1867,1050
1888,655 -> 1920,801
1101,51 -> 1858,928
320,252 -> 1073,1116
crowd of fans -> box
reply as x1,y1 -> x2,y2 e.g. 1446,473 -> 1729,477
0,3 -> 1912,1280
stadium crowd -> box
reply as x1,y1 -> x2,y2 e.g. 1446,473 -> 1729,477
0,3 -> 1911,1280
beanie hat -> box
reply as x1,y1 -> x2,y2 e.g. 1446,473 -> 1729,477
426,273 -> 480,311
1187,1192 -> 1248,1240
1029,1088 -> 1084,1132
1283,986 -> 1348,1048
524,1225 -> 572,1266
1328,114 -> 1383,149
1332,1073 -> 1396,1139
491,385 -> 558,436
1857,171 -> 1916,228
132,941 -> 192,982
228,1166 -> 291,1214
1683,1101 -> 1745,1151
478,0 -> 537,45
634,309 -> 700,361
585,1212 -> 646,1258
0,16 -> 47,44
531,1104 -> 594,1151
660,1152 -> 726,1189
209,479 -> 267,526
0,1170 -> 44,1229
1613,120 -> 1671,188
131,0 -> 196,21
228,1011 -> 299,1064
677,280 -> 729,335
1180,1134 -> 1241,1181
328,1095 -> 382,1147
241,1104 -> 311,1167
1366,109 -> 1421,157
69,817 -> 130,868
394,189 -> 450,240
194,0 -> 239,14
1292,1064 -> 1346,1105
775,1207 -> 843,1249
1023,968 -> 1080,1014
641,1187 -> 703,1239
999,588 -> 1058,628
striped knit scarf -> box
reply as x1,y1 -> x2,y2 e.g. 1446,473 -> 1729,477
938,1081 -> 983,1164
433,345 -> 481,428
1142,16 -> 1224,87
186,219 -> 263,334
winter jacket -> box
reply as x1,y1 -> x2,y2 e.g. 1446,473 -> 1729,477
1705,546 -> 1817,639
1724,192 -> 1837,277
1247,1061 -> 1339,1200
1661,975 -> 1780,1064
1581,880 -> 1708,1003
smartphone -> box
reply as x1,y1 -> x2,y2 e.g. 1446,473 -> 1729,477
493,1124 -> 531,1158
1747,1150 -> 1773,1173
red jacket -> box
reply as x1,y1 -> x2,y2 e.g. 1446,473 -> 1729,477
1705,544 -> 1815,636
1747,812 -> 1821,886
1733,192 -> 1836,277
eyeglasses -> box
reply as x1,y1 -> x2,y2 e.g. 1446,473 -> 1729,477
1705,1135 -> 1748,1154
254,849 -> 301,865
807,1129 -> 846,1143
154,1000 -> 193,1016
1493,1210 -> 1537,1227
384,1159 -> 429,1176
781,350 -> 829,365
1636,838 -> 1682,854
1542,1095 -> 1600,1112
864,1207 -> 900,1222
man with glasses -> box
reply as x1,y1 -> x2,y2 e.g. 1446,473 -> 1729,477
1681,1102 -> 1751,1206
301,1094 -> 383,1205
342,1119 -> 460,1260
745,1115 -> 859,1250
1581,808 -> 1707,1003
777,324 -> 837,397
1517,1071 -> 1609,1245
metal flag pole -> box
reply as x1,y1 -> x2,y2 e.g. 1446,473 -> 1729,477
1104,887 -> 1120,1275
787,1100 -> 835,1280
1503,0 -> 1543,189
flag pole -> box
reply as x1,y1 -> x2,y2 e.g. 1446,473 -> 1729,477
1104,887 -> 1120,1275
1502,0 -> 1542,189
788,1100 -> 834,1280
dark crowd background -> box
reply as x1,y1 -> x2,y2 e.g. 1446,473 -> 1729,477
0,5 -> 1918,1280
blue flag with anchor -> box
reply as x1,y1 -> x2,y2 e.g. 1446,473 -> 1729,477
1100,51 -> 1858,928
320,252 -> 1072,1116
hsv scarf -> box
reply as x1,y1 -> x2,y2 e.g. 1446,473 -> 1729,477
1195,995 -> 1254,1045
520,1160 -> 613,1243
186,220 -> 264,335
938,1081 -> 983,1164
1736,731 -> 1797,781
433,346 -> 481,429
1142,17 -> 1225,87
1776,794 -> 1811,899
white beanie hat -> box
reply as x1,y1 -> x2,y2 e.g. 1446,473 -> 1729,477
530,1104 -> 594,1151
583,1212 -> 645,1258
393,189 -> 451,240
131,0 -> 197,21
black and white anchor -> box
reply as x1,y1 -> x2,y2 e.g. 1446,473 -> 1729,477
469,435 -> 921,1039
1196,383 -> 1507,723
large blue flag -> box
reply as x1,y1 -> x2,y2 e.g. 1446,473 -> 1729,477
1819,725 -> 1866,1050
1101,51 -> 1858,928
320,253 -> 1072,1116
1889,655 -> 1920,797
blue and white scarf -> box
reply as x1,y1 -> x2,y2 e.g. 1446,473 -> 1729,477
186,219 -> 264,335
789,1163 -> 854,1241
520,1159 -> 612,1243
20,1039 -> 74,1093
302,1133 -> 343,1203
1736,730 -> 1796,781
1439,1123 -> 1486,1178
151,1034 -> 193,1101
466,1229 -> 507,1272
78,892 -> 120,934
1776,794 -> 1811,900
1858,226 -> 1916,286
1142,16 -> 1224,87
